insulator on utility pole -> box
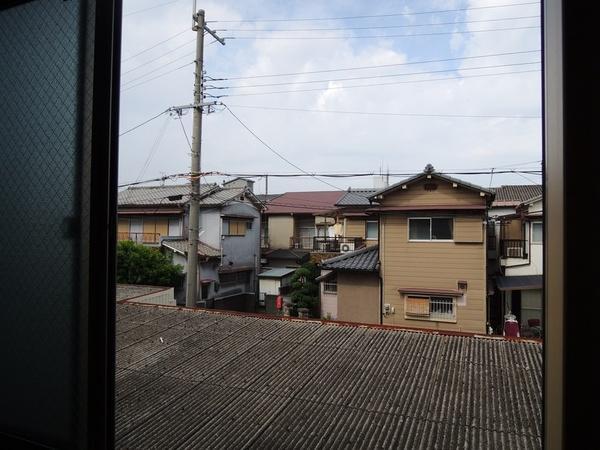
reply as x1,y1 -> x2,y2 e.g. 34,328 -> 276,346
185,9 -> 225,308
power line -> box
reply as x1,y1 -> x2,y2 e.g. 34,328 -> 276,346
209,2 -> 540,23
121,62 -> 194,93
223,104 -> 541,120
216,61 -> 540,89
121,29 -> 189,63
122,53 -> 195,86
177,114 -> 192,150
223,105 -> 343,191
121,39 -> 195,74
216,69 -> 540,98
223,15 -> 540,32
124,0 -> 183,18
135,115 -> 171,182
211,50 -> 540,81
224,25 -> 540,40
119,109 -> 168,136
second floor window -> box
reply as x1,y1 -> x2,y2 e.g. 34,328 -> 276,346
408,218 -> 453,241
223,219 -> 249,236
365,220 -> 378,240
531,222 -> 543,243
323,276 -> 337,294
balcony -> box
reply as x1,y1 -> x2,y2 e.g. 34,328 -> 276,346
289,236 -> 364,252
118,232 -> 161,244
500,239 -> 528,259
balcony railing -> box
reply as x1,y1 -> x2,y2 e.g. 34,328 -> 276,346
118,232 -> 161,244
289,236 -> 364,252
500,239 -> 528,259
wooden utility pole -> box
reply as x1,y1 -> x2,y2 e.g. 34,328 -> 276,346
186,7 -> 225,307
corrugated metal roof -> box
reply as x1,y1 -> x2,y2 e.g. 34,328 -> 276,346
496,275 -> 543,291
321,244 -> 379,271
491,185 -> 542,205
115,304 -> 542,449
265,191 -> 345,214
117,184 -> 216,207
258,268 -> 297,278
335,188 -> 378,206
161,239 -> 221,258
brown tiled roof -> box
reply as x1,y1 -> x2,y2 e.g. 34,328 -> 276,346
265,191 -> 345,214
491,185 -> 542,205
115,304 -> 542,449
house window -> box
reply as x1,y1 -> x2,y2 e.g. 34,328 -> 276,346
365,220 -> 378,240
323,276 -> 337,294
405,295 -> 456,322
223,219 -> 248,236
408,218 -> 453,241
220,271 -> 249,286
531,222 -> 542,243
168,218 -> 180,236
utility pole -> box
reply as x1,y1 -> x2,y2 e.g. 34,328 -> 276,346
186,6 -> 225,308
265,175 -> 268,196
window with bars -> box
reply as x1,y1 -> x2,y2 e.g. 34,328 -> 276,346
405,296 -> 456,321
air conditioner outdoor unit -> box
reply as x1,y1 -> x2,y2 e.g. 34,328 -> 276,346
340,242 -> 355,253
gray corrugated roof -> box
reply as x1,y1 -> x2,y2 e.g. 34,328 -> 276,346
263,248 -> 310,260
335,189 -> 378,206
258,268 -> 297,278
496,275 -> 543,291
321,244 -> 379,271
161,239 -> 220,258
118,184 -> 216,207
115,304 -> 542,449
256,193 -> 282,203
491,185 -> 542,205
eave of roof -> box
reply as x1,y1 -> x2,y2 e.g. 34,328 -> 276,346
398,287 -> 464,297
366,204 -> 486,212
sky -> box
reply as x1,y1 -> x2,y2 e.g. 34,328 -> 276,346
118,0 -> 542,194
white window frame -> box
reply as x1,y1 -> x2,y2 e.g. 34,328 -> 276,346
323,278 -> 337,294
407,217 -> 454,242
404,295 -> 457,323
365,220 -> 379,240
531,221 -> 543,244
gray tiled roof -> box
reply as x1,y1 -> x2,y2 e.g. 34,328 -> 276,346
321,244 -> 379,271
115,304 -> 542,449
491,185 -> 542,205
117,184 -> 216,207
256,193 -> 282,203
335,188 -> 378,206
161,239 -> 220,258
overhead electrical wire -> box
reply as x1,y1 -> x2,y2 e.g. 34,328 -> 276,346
121,62 -> 194,92
208,1 -> 540,23
214,69 -> 540,98
119,109 -> 168,136
223,15 -> 540,32
124,0 -> 183,18
121,28 -> 189,63
210,50 -> 540,81
121,39 -> 195,74
135,115 -> 171,182
214,61 -> 540,89
223,105 -> 343,191
223,104 -> 541,120
122,53 -> 195,86
224,25 -> 540,40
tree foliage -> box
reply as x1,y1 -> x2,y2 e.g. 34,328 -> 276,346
117,240 -> 184,287
290,262 -> 319,310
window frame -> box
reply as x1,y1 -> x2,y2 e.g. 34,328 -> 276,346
404,295 -> 457,323
407,217 -> 454,242
222,218 -> 249,237
531,221 -> 543,244
323,276 -> 338,294
365,220 -> 379,240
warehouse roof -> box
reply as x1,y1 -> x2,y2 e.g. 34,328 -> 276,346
116,304 -> 542,449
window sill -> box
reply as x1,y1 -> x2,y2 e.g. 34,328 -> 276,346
408,239 -> 454,243
405,315 -> 457,323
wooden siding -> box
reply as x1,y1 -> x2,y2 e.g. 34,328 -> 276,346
267,216 -> 294,249
380,178 -> 487,207
345,218 -> 366,238
155,217 -> 168,238
337,272 -> 380,325
118,218 -> 129,233
454,216 -> 484,243
380,214 -> 486,333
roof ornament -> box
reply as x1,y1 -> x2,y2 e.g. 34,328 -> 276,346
424,163 -> 435,174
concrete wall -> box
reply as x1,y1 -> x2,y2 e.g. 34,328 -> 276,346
337,272 -> 380,325
198,208 -> 221,249
319,269 -> 337,320
267,216 -> 294,249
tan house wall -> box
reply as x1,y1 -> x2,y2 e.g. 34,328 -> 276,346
345,218 -> 366,238
337,272 -> 380,325
267,215 -> 295,249
380,214 -> 487,333
380,179 -> 487,207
